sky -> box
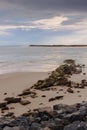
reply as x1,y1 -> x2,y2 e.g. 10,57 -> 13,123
0,0 -> 87,46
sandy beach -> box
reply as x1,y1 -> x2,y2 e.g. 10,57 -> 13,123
0,71 -> 87,117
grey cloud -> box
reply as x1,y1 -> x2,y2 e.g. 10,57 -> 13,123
0,0 -> 87,19
62,16 -> 83,25
4,0 -> 87,10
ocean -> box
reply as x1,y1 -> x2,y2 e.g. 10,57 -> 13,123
0,46 -> 87,74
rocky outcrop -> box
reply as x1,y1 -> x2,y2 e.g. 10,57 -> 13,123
1,102 -> 87,129
32,59 -> 83,90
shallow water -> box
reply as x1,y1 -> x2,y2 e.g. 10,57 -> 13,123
0,46 -> 87,74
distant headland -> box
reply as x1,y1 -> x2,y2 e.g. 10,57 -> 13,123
30,44 -> 87,47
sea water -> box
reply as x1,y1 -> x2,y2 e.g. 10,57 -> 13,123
0,46 -> 87,74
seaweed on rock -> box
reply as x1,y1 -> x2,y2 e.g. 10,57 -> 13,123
32,59 -> 83,90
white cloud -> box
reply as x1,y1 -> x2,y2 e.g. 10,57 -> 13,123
0,15 -> 87,38
0,16 -> 68,31
32,16 -> 68,30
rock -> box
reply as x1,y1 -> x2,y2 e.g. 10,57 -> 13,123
22,111 -> 31,117
1,102 -> 87,130
5,112 -> 14,117
63,59 -> 75,65
49,98 -> 55,102
67,88 -> 74,93
30,94 -> 38,98
81,80 -> 87,86
4,97 -> 21,104
3,126 -> 13,130
10,107 -> 15,110
4,93 -> 7,95
39,103 -> 43,105
30,122 -> 41,130
41,95 -> 46,98
0,102 -> 7,109
40,127 -> 51,130
64,121 -> 87,130
1,106 -> 9,111
38,107 -> 52,113
55,96 -> 63,100
79,84 -> 85,89
83,73 -> 86,75
49,96 -> 63,102
77,91 -> 80,93
18,90 -> 36,97
9,116 -> 29,128
3,126 -> 28,130
32,59 -> 83,90
20,100 -> 31,105
73,83 -> 80,88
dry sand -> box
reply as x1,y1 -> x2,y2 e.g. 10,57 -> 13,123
0,72 -> 87,117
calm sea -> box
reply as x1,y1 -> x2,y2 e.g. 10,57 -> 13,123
0,46 -> 87,74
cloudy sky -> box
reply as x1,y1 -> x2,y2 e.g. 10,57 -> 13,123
0,0 -> 87,45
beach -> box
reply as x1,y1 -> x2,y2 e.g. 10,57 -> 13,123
0,70 -> 87,117
0,47 -> 87,129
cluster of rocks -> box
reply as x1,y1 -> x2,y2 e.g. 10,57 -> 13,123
1,102 -> 87,129
0,96 -> 31,114
32,59 -> 84,90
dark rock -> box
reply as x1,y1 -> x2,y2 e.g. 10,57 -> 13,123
1,106 -> 9,111
18,89 -> 36,97
64,111 -> 84,123
49,96 -> 63,102
5,112 -> 14,117
77,91 -> 80,93
32,59 -> 83,89
63,59 -> 75,65
4,97 -> 21,104
67,88 -> 74,93
1,102 -> 87,130
83,73 -> 86,75
9,116 -> 29,128
30,122 -> 41,130
55,96 -> 63,100
64,121 -> 87,130
41,95 -> 46,98
4,93 -> 7,95
49,98 -> 55,102
0,102 -> 7,109
34,117 -> 41,123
